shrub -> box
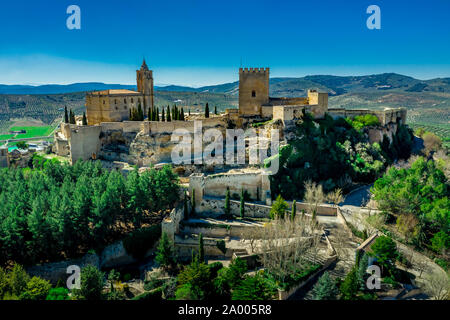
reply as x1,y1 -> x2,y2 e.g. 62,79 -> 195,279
20,276 -> 52,300
431,231 -> 449,254
46,287 -> 70,300
132,287 -> 163,301
270,195 -> 288,219
76,265 -> 105,300
123,224 -> 162,260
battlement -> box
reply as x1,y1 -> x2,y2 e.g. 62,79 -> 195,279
239,67 -> 269,74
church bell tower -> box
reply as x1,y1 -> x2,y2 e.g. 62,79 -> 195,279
136,59 -> 154,116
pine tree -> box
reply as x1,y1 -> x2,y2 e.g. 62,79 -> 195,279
156,232 -> 176,271
240,189 -> 245,219
312,271 -> 338,300
224,188 -> 231,218
161,107 -> 165,122
64,106 -> 69,123
82,112 -> 87,126
291,200 -> 297,221
205,103 -> 210,118
198,233 -> 204,263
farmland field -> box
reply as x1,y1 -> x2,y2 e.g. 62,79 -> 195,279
9,125 -> 54,138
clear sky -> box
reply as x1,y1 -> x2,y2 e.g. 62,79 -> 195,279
0,0 -> 449,86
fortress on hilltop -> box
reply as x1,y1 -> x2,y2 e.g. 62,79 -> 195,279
53,60 -> 407,168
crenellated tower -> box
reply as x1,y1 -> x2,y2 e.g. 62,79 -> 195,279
136,59 -> 154,116
238,67 -> 270,117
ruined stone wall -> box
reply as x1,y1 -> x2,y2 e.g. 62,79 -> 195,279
189,170 -> 271,208
328,107 -> 407,126
54,137 -> 70,157
68,125 -> 102,163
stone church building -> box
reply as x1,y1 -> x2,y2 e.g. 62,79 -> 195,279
86,59 -> 154,125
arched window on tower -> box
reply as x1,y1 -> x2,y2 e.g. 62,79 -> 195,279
131,98 -> 134,103
252,90 -> 256,97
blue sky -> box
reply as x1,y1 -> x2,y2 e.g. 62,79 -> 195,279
0,0 -> 449,86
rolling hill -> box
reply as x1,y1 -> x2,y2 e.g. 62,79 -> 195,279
0,73 -> 448,144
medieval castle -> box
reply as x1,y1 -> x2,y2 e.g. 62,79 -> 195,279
52,60 -> 406,173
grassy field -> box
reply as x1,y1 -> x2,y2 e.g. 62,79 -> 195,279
9,125 -> 54,138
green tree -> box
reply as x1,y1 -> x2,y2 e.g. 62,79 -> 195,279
82,112 -> 88,125
240,189 -> 245,219
20,276 -> 52,300
214,106 -> 217,115
312,271 -> 338,300
156,232 -> 177,271
137,103 -> 144,121
291,200 -> 297,221
191,189 -> 196,216
205,103 -> 209,118
224,188 -> 231,218
77,265 -> 105,300
340,267 -> 359,300
64,106 -> 69,123
8,264 -> 29,297
161,107 -> 165,121
46,287 -> 70,300
232,274 -> 275,300
368,236 -> 398,275
16,141 -> 28,150
431,231 -> 449,254
184,190 -> 189,220
198,233 -> 205,263
177,257 -> 211,300
167,105 -> 171,122
270,195 -> 288,219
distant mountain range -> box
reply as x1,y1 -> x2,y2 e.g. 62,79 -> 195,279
1,73 -> 449,96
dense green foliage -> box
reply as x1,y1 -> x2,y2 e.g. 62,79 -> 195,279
231,273 -> 277,300
312,271 -> 338,300
74,265 -> 105,300
346,114 -> 380,130
46,287 -> 70,300
268,112 -> 413,199
0,160 -> 179,265
155,232 -> 177,271
368,236 -> 399,275
269,195 -> 288,219
123,225 -> 162,260
372,157 -> 449,249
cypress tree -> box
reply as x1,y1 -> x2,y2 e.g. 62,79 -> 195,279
191,189 -> 196,216
198,233 -> 204,263
224,188 -> 231,218
214,106 -> 217,115
188,108 -> 191,116
82,112 -> 88,126
167,106 -> 171,122
180,107 -> 185,121
205,103 -> 209,118
156,107 -> 160,121
161,108 -> 165,122
137,103 -> 144,121
291,200 -> 297,221
184,190 -> 189,220
240,189 -> 245,219
64,106 -> 69,123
